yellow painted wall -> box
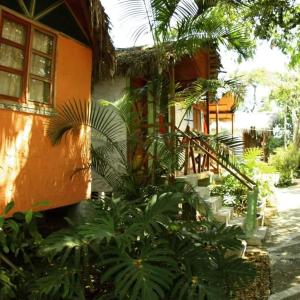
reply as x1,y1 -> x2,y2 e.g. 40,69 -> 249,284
0,34 -> 92,215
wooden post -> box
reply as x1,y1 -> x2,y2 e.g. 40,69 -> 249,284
206,94 -> 210,171
206,94 -> 210,135
216,103 -> 219,135
170,57 -> 176,179
216,103 -> 219,173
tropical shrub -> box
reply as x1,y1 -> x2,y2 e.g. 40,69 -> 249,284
42,99 -> 256,299
211,148 -> 276,215
30,182 -> 255,300
0,202 -> 43,300
211,175 -> 248,215
269,144 -> 300,186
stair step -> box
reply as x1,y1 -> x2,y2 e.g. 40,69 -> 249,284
175,172 -> 212,188
204,196 -> 222,213
195,186 -> 210,200
226,239 -> 247,258
228,216 -> 244,228
212,174 -> 223,184
246,226 -> 268,246
186,174 -> 199,187
229,215 -> 265,229
198,177 -> 211,187
214,206 -> 233,225
176,174 -> 198,187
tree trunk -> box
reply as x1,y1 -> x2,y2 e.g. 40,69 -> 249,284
293,115 -> 300,147
284,106 -> 287,149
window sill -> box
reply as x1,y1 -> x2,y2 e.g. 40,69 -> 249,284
0,101 -> 55,116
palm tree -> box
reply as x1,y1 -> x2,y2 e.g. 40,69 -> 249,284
118,0 -> 254,182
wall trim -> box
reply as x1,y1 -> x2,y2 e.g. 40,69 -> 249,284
0,101 -> 55,116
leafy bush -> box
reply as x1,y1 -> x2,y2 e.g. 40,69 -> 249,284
0,202 -> 43,300
211,175 -> 248,215
30,183 -> 255,300
270,144 -> 300,186
211,148 -> 276,215
40,98 -> 256,299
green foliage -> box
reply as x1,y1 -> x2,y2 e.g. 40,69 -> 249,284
236,0 -> 300,67
212,147 -> 276,214
242,147 -> 275,175
211,175 -> 248,214
120,0 -> 255,57
23,182 -> 255,300
270,144 -> 300,186
0,202 -> 43,300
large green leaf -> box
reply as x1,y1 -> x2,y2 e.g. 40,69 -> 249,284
102,239 -> 176,300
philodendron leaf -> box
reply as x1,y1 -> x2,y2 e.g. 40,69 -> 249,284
25,210 -> 33,224
4,202 -> 14,215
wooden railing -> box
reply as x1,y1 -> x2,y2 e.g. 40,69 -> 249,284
175,126 -> 256,190
175,126 -> 259,235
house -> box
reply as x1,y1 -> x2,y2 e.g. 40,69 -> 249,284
209,92 -> 237,135
92,46 -> 227,192
0,0 -> 114,214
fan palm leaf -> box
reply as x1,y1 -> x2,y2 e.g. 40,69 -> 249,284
47,100 -> 125,146
47,99 -> 128,191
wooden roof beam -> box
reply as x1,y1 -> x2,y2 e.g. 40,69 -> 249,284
29,0 -> 36,18
34,0 -> 64,21
18,0 -> 30,17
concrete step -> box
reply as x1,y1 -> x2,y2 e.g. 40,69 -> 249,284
176,174 -> 198,188
229,215 -> 265,229
176,172 -> 213,187
198,171 -> 213,186
212,174 -> 223,184
214,206 -> 233,225
195,186 -> 210,200
228,216 -> 244,228
246,226 -> 268,246
204,196 -> 222,213
226,239 -> 247,258
175,172 -> 212,188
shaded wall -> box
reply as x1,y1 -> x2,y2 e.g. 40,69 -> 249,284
92,77 -> 127,193
0,34 -> 92,215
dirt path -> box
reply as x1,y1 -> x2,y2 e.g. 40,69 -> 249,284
266,180 -> 300,300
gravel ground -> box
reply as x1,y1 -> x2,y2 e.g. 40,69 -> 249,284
266,179 -> 300,299
232,248 -> 271,300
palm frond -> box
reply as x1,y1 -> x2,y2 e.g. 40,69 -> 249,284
47,99 -> 125,146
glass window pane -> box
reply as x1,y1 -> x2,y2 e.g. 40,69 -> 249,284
32,30 -> 53,54
0,70 -> 22,97
29,78 -> 50,103
2,19 -> 26,45
31,54 -> 52,78
0,44 -> 24,70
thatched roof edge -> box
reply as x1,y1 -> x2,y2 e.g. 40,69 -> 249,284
89,0 -> 115,80
116,46 -> 221,79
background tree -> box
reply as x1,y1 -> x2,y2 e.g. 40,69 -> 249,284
268,73 -> 300,147
239,0 -> 300,67
230,67 -> 300,150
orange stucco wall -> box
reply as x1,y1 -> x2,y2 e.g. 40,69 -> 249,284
0,34 -> 92,215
